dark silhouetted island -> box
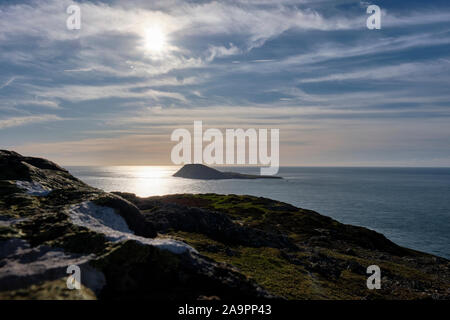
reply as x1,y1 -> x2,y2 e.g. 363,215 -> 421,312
173,164 -> 282,180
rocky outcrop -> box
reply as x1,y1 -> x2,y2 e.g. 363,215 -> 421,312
120,193 -> 450,300
115,192 -> 296,250
0,150 -> 271,300
173,164 -> 282,179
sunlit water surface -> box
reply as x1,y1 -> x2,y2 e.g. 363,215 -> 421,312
68,166 -> 450,259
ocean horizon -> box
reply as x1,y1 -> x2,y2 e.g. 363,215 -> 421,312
67,165 -> 450,259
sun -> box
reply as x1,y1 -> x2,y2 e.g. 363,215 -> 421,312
144,26 -> 167,53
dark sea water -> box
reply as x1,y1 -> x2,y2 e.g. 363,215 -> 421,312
67,166 -> 450,259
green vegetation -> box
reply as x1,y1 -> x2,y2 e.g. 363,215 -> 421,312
157,194 -> 449,300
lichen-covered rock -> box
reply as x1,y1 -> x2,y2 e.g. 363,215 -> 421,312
115,192 -> 296,250
0,238 -> 104,294
0,150 -> 271,300
121,193 -> 450,300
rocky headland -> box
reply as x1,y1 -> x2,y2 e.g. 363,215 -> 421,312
0,150 -> 449,300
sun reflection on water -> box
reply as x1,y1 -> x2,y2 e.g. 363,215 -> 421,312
117,166 -> 176,197
69,165 -> 258,198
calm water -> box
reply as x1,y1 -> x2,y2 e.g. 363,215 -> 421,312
67,166 -> 450,259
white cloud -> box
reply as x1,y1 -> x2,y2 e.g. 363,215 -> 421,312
23,82 -> 188,103
0,115 -> 63,129
206,43 -> 241,61
0,77 -> 16,89
298,60 -> 450,83
0,0 -> 357,75
12,109 -> 450,166
228,31 -> 450,76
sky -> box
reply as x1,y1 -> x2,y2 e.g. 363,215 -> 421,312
0,0 -> 450,166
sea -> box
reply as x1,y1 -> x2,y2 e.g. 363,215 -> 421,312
67,166 -> 450,259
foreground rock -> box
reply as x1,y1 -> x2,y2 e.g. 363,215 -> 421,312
1,150 -> 449,300
0,150 -> 270,300
116,194 -> 450,300
173,164 -> 282,180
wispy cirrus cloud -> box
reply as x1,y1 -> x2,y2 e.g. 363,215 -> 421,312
1,0 -> 450,165
0,77 -> 16,89
298,60 -> 450,83
0,115 -> 63,129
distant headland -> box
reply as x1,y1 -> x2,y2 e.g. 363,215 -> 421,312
173,164 -> 283,180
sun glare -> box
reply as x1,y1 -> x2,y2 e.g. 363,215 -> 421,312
144,27 -> 166,53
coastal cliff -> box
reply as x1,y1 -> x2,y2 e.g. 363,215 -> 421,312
0,150 -> 449,300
